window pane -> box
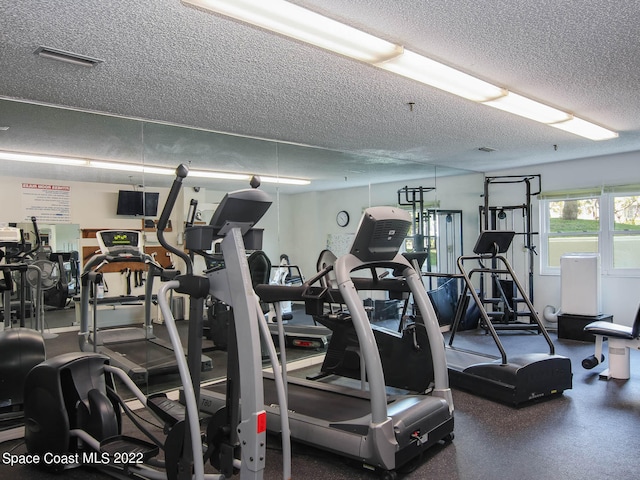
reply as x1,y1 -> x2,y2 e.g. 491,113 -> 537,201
548,199 -> 600,233
547,236 -> 599,267
613,235 -> 640,268
613,195 -> 640,231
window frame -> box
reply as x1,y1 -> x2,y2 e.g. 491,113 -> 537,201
539,189 -> 640,277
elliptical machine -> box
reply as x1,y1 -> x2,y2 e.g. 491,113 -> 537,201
23,165 -> 291,479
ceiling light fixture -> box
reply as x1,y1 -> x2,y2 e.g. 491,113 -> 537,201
548,116 -> 619,141
259,175 -> 311,185
188,170 -> 249,181
182,0 -> 402,63
482,92 -> 572,124
89,161 -> 145,173
377,50 -> 505,102
183,0 -> 618,141
89,161 -> 175,176
0,151 -> 310,185
0,151 -> 88,166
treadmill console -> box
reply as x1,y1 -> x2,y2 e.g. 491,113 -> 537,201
97,230 -> 143,256
0,225 -> 21,244
472,230 -> 515,255
185,187 -> 272,251
209,188 -> 272,237
349,206 -> 411,262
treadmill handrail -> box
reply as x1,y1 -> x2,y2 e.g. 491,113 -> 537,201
78,250 -> 158,349
334,251 -> 453,424
453,253 -> 508,364
452,252 -> 556,361
489,254 -> 555,354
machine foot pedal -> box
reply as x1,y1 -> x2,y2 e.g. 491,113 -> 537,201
148,393 -> 186,426
100,435 -> 159,462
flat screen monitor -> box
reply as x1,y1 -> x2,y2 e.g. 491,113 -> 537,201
144,192 -> 159,217
116,191 -> 159,216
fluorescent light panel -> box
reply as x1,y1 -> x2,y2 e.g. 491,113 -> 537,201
0,151 -> 87,166
260,175 -> 310,185
0,151 -> 310,185
377,49 -> 505,102
184,0 -> 618,141
549,116 -> 619,141
182,0 -> 402,63
483,92 -> 572,124
189,170 -> 248,180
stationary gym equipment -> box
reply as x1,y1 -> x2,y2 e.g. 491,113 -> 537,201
199,205 -> 455,478
446,230 -> 573,405
478,175 -> 541,330
582,304 -> 640,379
24,164 -> 291,479
260,252 -> 331,350
1,217 -> 42,328
202,234 -> 331,351
0,219 -> 48,423
78,229 -> 213,383
397,186 -> 464,329
0,327 -> 45,421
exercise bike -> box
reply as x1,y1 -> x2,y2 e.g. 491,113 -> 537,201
23,165 -> 291,479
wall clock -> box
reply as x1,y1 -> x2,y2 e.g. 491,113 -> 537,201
336,210 -> 350,227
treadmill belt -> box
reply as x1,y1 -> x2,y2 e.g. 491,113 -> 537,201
207,378 -> 373,423
110,341 -> 178,372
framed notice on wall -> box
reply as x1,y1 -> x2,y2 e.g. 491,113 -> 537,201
21,183 -> 71,223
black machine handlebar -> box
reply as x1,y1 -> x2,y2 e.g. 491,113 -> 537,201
24,216 -> 41,258
157,164 -> 188,232
157,164 -> 193,275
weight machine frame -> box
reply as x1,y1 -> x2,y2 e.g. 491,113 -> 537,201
478,175 -> 541,331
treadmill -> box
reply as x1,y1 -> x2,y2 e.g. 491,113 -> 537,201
78,229 -> 212,383
445,230 -> 572,405
263,257 -> 332,350
199,206 -> 454,476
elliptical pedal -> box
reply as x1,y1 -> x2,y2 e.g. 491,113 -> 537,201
148,393 -> 187,426
100,435 -> 159,462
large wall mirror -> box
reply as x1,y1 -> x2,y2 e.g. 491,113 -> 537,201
0,96 -> 481,393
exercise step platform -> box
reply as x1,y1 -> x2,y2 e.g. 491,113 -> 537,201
100,435 -> 159,462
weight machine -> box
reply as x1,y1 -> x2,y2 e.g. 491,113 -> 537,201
478,175 -> 541,331
397,186 -> 463,327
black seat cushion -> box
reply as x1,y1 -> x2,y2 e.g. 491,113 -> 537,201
584,320 -> 635,340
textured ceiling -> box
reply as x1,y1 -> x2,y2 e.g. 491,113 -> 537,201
1,0 -> 640,192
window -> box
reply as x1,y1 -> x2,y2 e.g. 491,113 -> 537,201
540,189 -> 640,276
612,194 -> 640,269
545,197 -> 600,268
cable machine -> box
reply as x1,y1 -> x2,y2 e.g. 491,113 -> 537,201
397,186 -> 463,328
479,174 -> 541,331
397,186 -> 463,276
397,186 -> 435,254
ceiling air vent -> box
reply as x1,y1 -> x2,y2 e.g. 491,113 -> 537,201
34,46 -> 103,67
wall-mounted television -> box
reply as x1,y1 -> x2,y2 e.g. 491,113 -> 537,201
116,190 -> 160,217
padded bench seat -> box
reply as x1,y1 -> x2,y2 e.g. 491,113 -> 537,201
584,321 -> 635,340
